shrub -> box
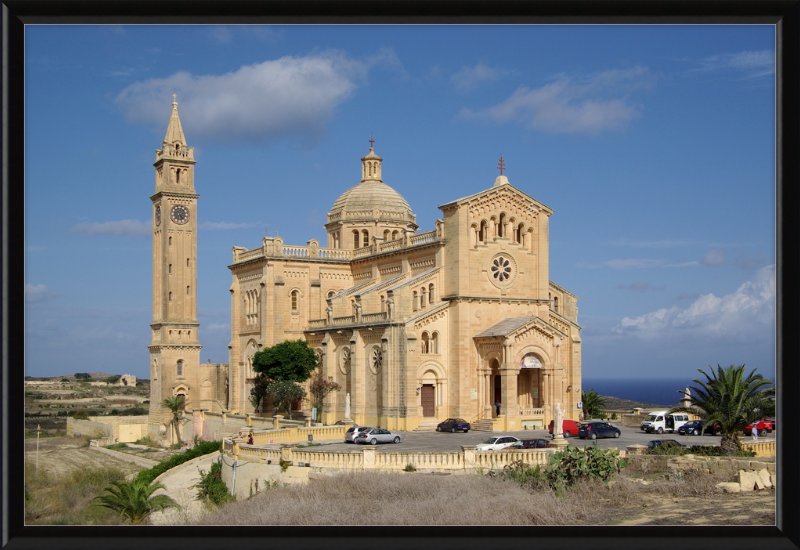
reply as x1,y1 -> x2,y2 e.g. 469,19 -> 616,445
499,460 -> 547,489
134,436 -> 159,447
192,461 -> 234,507
610,412 -> 618,420
403,463 -> 417,472
136,441 -> 222,485
104,375 -> 121,384
106,443 -> 129,451
71,409 -> 90,420
545,444 -> 629,487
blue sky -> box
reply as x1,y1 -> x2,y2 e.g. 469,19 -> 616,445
24,24 -> 776,384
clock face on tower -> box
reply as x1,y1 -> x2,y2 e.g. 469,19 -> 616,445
155,206 -> 161,226
170,205 -> 190,225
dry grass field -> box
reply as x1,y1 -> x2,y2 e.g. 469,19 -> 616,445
191,457 -> 775,527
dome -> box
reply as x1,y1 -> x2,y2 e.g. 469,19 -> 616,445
329,180 -> 413,218
325,145 -> 417,230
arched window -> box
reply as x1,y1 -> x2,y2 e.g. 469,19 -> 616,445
498,214 -> 506,237
168,292 -> 172,302
353,230 -> 360,249
327,290 -> 336,299
413,291 -> 419,312
291,290 -> 299,311
176,169 -> 181,184
392,230 -> 399,240
176,360 -> 183,377
186,285 -> 190,295
380,295 -> 386,312
169,236 -> 172,246
421,332 -> 430,354
420,287 -> 427,308
383,229 -> 390,241
187,258 -> 190,267
169,264 -> 172,274
431,332 -> 439,354
428,283 -> 435,304
362,229 -> 369,245
479,220 -> 488,243
553,296 -> 559,313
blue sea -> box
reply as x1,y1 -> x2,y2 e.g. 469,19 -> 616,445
582,378 -> 694,407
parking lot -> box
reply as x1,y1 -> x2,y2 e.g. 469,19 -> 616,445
306,424 -> 774,453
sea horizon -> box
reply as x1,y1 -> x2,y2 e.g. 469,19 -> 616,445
582,377 -> 696,407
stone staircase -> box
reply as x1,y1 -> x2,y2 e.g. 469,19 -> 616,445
414,419 -> 441,432
470,419 -> 496,432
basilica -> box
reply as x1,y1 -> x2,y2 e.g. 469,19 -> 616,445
148,98 -> 583,434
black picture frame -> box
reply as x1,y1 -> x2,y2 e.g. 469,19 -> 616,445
3,2 -> 798,549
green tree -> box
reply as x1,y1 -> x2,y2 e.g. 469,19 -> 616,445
161,395 -> 185,444
104,375 -> 121,384
308,369 -> 341,420
266,379 -> 306,420
581,389 -> 606,420
249,373 -> 271,414
252,340 -> 318,382
669,364 -> 774,455
91,479 -> 179,524
74,372 -> 92,380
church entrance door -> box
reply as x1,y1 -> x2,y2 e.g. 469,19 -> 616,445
421,385 -> 435,417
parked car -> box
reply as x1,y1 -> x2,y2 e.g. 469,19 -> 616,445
743,418 -> 774,436
677,419 -> 722,436
548,419 -> 582,438
475,436 -> 520,451
578,421 -> 621,440
345,426 -> 372,443
640,411 -> 691,434
436,418 -> 471,433
355,428 -> 404,445
647,439 -> 685,451
505,438 -> 551,449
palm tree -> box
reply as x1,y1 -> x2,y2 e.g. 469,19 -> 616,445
91,479 -> 180,524
581,389 -> 606,420
669,364 -> 774,455
161,395 -> 185,445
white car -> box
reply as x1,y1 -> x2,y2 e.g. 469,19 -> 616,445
355,428 -> 404,445
475,436 -> 520,451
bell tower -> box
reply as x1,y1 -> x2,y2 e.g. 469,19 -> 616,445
148,95 -> 201,441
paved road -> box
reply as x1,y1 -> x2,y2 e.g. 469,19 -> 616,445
149,453 -> 219,525
299,425 -> 774,453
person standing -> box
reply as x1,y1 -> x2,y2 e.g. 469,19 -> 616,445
751,423 -> 759,441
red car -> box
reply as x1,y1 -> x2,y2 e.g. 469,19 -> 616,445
548,419 -> 582,438
743,418 -> 775,436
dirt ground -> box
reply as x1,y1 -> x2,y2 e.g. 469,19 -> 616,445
605,491 -> 775,526
24,437 -> 164,480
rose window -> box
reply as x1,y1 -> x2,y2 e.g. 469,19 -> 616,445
339,347 -> 351,374
491,256 -> 512,282
370,348 -> 383,374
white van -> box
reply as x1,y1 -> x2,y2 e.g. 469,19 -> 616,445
640,411 -> 690,434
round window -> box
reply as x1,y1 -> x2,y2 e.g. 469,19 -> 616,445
488,253 -> 518,288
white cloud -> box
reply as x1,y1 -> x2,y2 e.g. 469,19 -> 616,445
701,249 -> 725,266
458,66 -> 652,135
199,221 -> 259,231
116,50 -> 398,145
25,283 -> 58,303
696,50 -> 774,79
71,219 -> 150,237
614,264 -> 775,341
451,64 -> 507,92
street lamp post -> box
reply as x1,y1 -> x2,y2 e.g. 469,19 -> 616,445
35,424 -> 41,474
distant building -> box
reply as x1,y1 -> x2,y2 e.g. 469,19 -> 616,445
148,98 -> 583,436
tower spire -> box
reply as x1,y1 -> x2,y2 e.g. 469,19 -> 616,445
163,94 -> 187,148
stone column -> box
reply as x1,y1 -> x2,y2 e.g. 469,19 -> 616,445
192,409 -> 206,441
362,446 -> 377,470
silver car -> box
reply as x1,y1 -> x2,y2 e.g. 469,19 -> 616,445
355,428 -> 404,445
345,426 -> 372,443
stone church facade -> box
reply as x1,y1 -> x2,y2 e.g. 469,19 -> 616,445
149,99 -> 582,436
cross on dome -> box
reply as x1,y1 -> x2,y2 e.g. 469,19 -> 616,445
497,156 -> 506,175
369,136 -> 375,150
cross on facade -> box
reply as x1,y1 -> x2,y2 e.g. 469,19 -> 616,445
497,156 -> 506,175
